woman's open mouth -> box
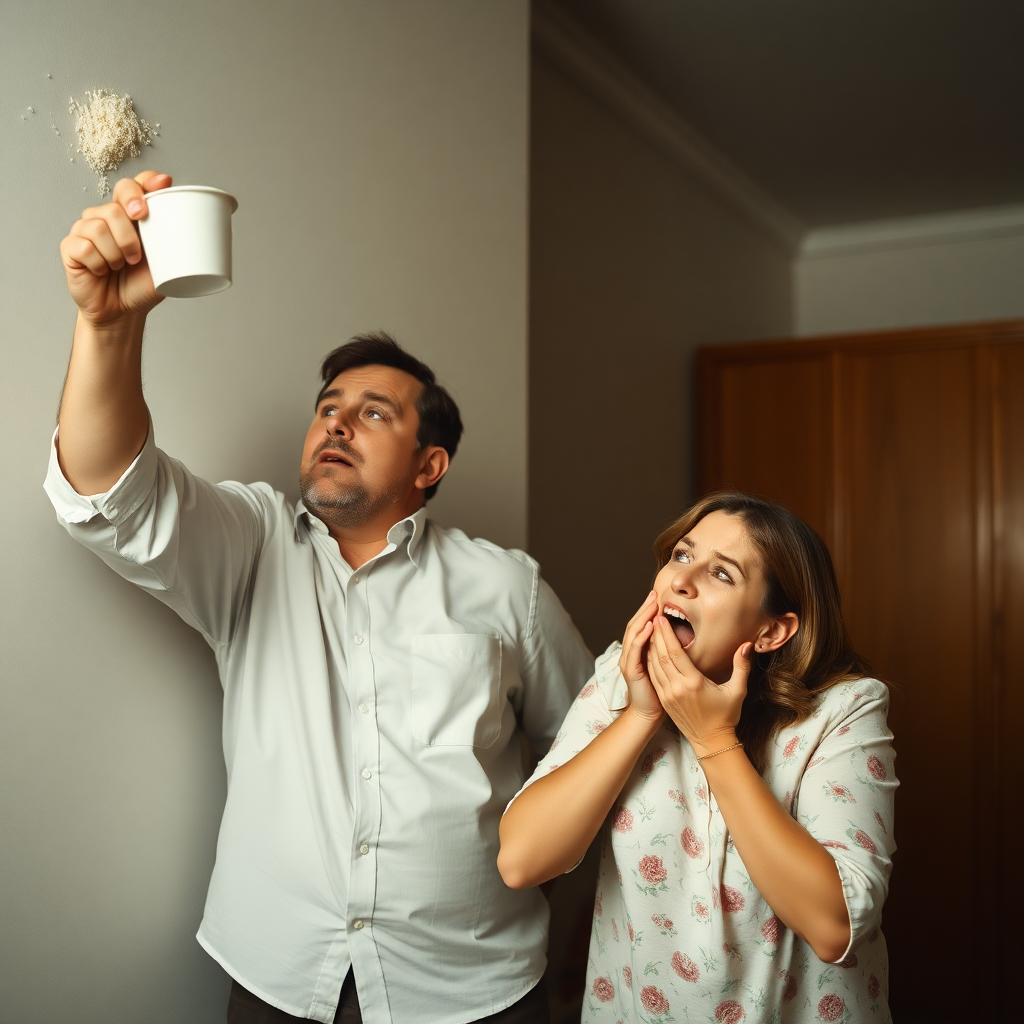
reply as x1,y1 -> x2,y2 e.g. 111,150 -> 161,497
663,606 -> 695,647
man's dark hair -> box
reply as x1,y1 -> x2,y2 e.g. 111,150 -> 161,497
317,331 -> 463,501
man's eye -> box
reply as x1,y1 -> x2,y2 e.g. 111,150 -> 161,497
322,406 -> 337,417
366,409 -> 384,420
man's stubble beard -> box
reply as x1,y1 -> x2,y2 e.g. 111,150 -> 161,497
299,467 -> 406,531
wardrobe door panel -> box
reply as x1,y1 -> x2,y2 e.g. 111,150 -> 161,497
837,344 -> 980,1023
992,341 -> 1024,1012
697,352 -> 833,545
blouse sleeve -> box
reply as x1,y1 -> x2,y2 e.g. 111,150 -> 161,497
796,678 -> 898,961
509,641 -> 626,804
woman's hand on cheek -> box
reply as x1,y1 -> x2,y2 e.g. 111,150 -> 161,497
618,592 -> 666,724
647,616 -> 752,754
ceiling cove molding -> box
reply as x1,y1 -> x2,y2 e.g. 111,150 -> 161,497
532,2 -> 805,253
801,203 -> 1024,259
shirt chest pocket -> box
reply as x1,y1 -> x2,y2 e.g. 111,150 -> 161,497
410,633 -> 503,748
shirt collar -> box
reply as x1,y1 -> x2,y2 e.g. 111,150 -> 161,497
295,502 -> 428,566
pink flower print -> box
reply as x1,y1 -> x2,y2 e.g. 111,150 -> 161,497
818,994 -> 845,1022
836,725 -> 850,736
808,756 -> 824,768
866,754 -> 887,780
668,789 -> 688,810
874,810 -> 887,834
595,890 -> 603,916
549,736 -> 559,750
783,736 -> 800,759
592,976 -> 615,1002
838,952 -> 858,969
867,975 -> 880,1000
639,854 -> 667,885
681,826 -> 705,859
623,965 -> 632,990
715,1000 -> 745,1023
593,722 -> 607,733
612,806 -> 634,833
579,683 -> 597,699
760,915 -> 782,944
627,918 -> 635,942
720,884 -> 745,913
825,782 -> 857,803
690,894 -> 710,921
617,868 -> 622,884
821,839 -> 849,850
722,941 -> 742,960
779,969 -> 798,1003
640,986 -> 670,1015
671,951 -> 700,982
611,918 -> 619,940
696,782 -> 708,802
641,746 -> 666,777
851,829 -> 878,855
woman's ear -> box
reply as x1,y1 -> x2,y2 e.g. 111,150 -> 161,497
415,446 -> 449,493
756,612 -> 799,653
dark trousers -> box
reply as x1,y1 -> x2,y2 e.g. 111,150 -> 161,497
227,973 -> 550,1024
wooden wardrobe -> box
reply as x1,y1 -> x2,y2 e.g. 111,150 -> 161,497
695,319 -> 1024,1024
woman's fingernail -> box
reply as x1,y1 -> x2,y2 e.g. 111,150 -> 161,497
127,199 -> 144,217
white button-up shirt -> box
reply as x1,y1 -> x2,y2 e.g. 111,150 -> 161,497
44,429 -> 593,1024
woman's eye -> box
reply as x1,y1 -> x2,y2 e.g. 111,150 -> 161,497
322,406 -> 337,417
673,549 -> 691,564
711,566 -> 733,582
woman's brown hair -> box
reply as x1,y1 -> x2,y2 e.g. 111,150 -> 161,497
654,491 -> 871,775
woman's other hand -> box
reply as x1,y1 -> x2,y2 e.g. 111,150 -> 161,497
60,170 -> 172,325
647,614 -> 752,754
618,591 -> 666,725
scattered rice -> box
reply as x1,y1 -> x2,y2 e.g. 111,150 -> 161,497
68,89 -> 158,196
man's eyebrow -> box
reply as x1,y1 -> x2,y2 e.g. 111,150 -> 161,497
316,388 -> 402,413
710,548 -> 747,579
362,391 -> 401,413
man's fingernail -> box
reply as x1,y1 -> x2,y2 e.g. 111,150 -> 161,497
127,200 -> 144,216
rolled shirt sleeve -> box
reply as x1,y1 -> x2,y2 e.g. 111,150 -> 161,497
43,426 -> 269,648
795,679 -> 898,960
516,574 -> 594,757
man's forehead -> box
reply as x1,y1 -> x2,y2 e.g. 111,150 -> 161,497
322,364 -> 423,404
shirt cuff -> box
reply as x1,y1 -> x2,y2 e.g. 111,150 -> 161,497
43,424 -> 156,526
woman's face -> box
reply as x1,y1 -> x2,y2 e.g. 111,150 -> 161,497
653,510 -> 787,684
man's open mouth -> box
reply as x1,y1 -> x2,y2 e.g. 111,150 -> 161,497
663,606 -> 695,647
318,450 -> 354,468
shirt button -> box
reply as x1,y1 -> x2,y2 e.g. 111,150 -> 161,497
354,634 -> 364,645
361,768 -> 372,780
352,575 -> 360,584
359,703 -> 369,714
352,919 -> 365,930
359,843 -> 370,856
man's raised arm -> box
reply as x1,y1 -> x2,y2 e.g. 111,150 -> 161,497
57,170 -> 172,495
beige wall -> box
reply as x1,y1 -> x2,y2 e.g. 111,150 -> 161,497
0,3 -> 528,1022
528,52 -> 793,655
796,212 -> 1024,335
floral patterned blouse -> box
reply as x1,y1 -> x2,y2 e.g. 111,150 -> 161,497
518,644 -> 898,1024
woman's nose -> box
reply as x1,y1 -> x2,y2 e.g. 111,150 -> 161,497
671,564 -> 698,596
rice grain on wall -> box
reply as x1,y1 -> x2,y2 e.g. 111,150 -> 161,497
68,89 -> 158,195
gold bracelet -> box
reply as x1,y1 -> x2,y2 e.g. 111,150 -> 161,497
696,741 -> 743,762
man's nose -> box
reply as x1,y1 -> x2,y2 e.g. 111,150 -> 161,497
325,411 -> 353,438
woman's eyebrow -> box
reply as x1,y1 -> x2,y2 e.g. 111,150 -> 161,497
711,548 -> 746,579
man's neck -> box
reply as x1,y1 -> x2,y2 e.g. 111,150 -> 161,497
322,504 -> 423,570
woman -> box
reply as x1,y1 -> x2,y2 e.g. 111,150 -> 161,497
499,493 -> 896,1023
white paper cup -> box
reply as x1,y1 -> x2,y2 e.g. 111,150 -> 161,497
137,186 -> 238,298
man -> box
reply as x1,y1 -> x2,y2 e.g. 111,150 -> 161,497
46,171 -> 593,1024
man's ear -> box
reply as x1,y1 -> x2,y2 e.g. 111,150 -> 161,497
415,446 -> 449,493
758,612 -> 799,653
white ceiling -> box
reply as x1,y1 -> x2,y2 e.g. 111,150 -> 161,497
547,0 -> 1024,227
